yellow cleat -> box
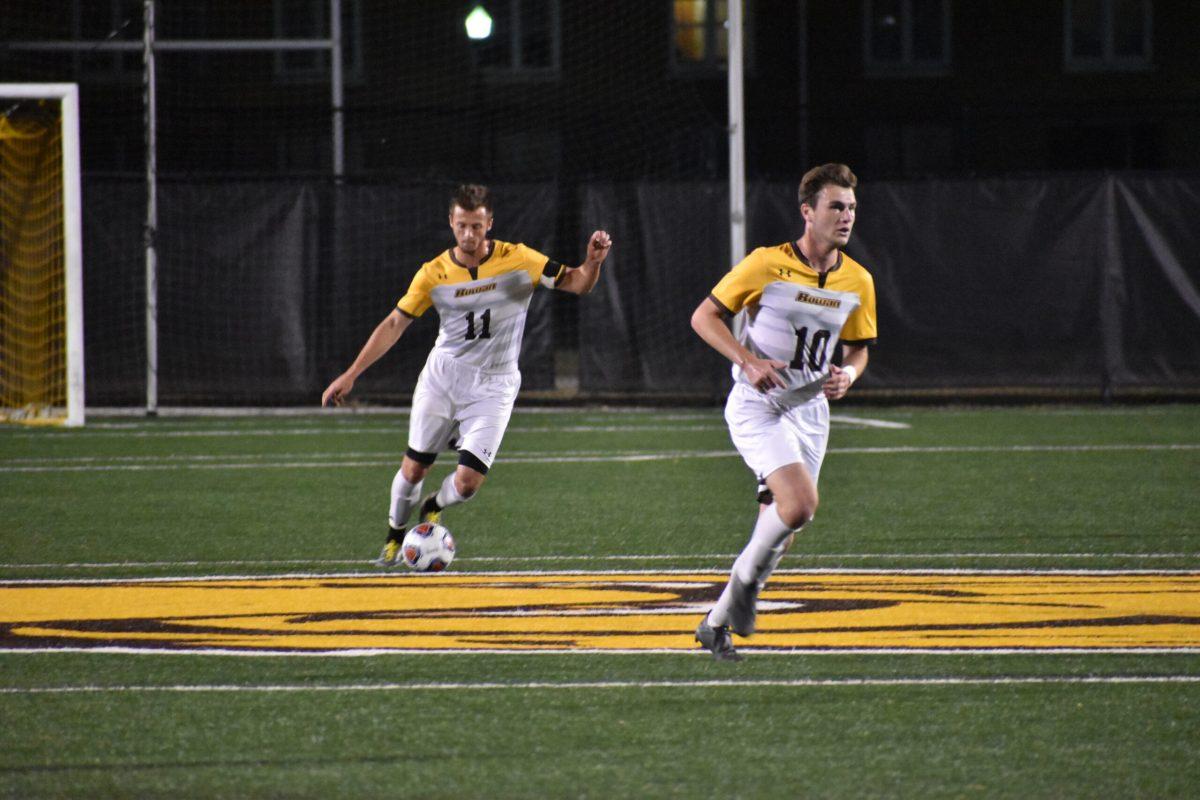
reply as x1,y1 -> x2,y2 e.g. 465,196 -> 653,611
375,538 -> 401,567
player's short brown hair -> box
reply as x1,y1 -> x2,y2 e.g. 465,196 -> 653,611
450,184 -> 493,215
798,163 -> 857,210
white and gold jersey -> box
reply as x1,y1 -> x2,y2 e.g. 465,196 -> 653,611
397,240 -> 564,372
710,242 -> 877,404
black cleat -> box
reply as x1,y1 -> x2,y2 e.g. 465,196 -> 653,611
695,620 -> 743,662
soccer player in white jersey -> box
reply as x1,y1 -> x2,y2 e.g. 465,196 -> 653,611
691,163 -> 877,660
321,184 -> 612,565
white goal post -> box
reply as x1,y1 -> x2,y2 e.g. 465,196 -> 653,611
0,83 -> 84,426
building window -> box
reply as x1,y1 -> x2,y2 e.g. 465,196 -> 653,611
863,0 -> 950,76
1065,0 -> 1152,71
473,0 -> 561,78
673,1 -> 725,67
272,0 -> 363,83
672,1 -> 746,71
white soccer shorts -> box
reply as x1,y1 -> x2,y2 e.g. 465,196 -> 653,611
408,351 -> 521,470
724,382 -> 830,486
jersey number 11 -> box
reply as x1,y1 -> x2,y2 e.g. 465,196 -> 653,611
465,309 -> 492,340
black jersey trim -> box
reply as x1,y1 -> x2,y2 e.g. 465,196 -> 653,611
405,447 -> 438,466
840,338 -> 877,347
448,241 -> 495,281
543,259 -> 565,285
458,448 -> 490,475
707,294 -> 734,318
788,241 -> 844,278
397,305 -> 418,320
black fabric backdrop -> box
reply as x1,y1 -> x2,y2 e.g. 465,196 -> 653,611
81,174 -> 1200,404
82,181 -> 558,404
581,175 -> 1200,396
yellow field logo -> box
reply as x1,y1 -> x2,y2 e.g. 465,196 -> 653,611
2,572 -> 1198,653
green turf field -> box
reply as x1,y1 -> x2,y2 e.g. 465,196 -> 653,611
1,405 -> 1198,798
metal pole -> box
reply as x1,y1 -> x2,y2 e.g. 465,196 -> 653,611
728,0 -> 747,339
15,22 -> 346,412
330,0 -> 345,179
727,0 -> 746,265
797,0 -> 809,170
60,84 -> 85,427
143,0 -> 158,415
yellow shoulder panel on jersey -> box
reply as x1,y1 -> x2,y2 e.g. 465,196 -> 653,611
396,260 -> 442,318
709,242 -> 877,343
396,240 -> 551,318
709,247 -> 774,314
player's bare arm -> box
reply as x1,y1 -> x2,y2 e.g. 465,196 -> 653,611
822,343 -> 869,400
556,230 -> 612,295
690,297 -> 787,392
321,309 -> 414,407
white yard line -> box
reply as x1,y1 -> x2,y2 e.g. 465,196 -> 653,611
3,567 -> 1199,583
833,443 -> 1200,454
830,414 -> 911,429
1,554 -> 1196,571
5,423 -> 731,438
4,416 -> 910,438
81,407 -> 721,419
2,443 -> 1196,473
2,645 -> 1199,657
3,449 -> 681,464
72,405 -> 1183,419
3,675 -> 1200,694
0,451 -> 738,472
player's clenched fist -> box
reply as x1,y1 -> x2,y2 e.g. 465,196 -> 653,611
588,230 -> 612,262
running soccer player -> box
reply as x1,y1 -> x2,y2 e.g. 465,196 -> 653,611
691,163 -> 877,661
321,184 -> 612,565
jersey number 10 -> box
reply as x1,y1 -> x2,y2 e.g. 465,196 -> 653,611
791,326 -> 831,371
465,309 -> 492,340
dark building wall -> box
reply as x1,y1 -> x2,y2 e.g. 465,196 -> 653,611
801,1 -> 1200,177
2,1 -> 1198,178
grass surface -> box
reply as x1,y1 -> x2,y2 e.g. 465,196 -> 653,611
1,405 -> 1198,797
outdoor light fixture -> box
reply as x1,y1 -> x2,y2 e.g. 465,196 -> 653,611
465,5 -> 493,40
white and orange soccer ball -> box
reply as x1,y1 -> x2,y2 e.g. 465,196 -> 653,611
401,522 -> 456,572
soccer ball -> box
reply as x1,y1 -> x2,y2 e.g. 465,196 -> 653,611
401,522 -> 456,572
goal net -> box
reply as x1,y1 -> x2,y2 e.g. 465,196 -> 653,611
1,4 -> 726,406
0,84 -> 84,426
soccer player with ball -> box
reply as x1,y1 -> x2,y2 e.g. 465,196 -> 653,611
322,184 -> 612,568
691,163 -> 877,660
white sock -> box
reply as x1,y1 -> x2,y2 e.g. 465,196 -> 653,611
707,504 -> 798,628
388,471 -> 422,530
733,504 -> 795,584
434,472 -> 469,510
757,540 -> 790,591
